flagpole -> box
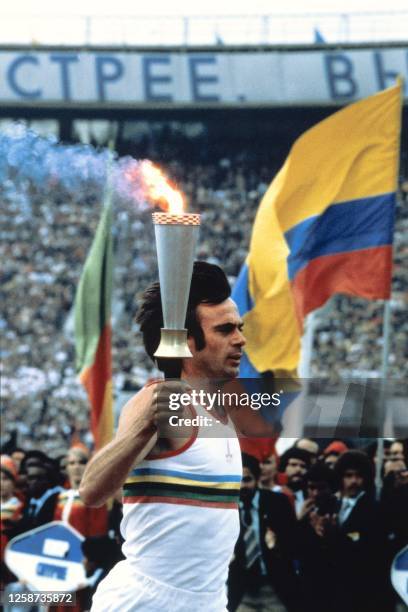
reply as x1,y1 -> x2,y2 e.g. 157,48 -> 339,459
375,300 -> 391,499
298,310 -> 317,438
299,311 -> 316,380
375,76 -> 404,499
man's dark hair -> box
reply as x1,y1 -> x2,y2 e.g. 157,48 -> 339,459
136,261 -> 231,362
279,447 -> 312,473
392,439 -> 408,462
334,450 -> 374,492
21,451 -> 60,487
307,462 -> 335,490
242,453 -> 261,481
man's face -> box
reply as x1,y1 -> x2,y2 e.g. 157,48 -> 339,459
307,480 -> 331,503
342,469 -> 364,498
260,455 -> 277,484
324,454 -> 339,469
186,299 -> 245,379
11,451 -> 25,471
66,450 -> 88,489
0,469 -> 15,500
389,442 -> 404,462
26,465 -> 50,498
240,467 -> 257,502
285,458 -> 307,490
384,459 -> 408,487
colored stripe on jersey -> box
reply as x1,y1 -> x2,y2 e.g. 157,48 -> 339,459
123,467 -> 241,508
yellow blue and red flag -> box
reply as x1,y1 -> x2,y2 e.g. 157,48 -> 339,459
233,82 -> 402,377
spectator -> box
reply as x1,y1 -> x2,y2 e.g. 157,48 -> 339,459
296,463 -> 338,612
54,446 -> 108,537
228,453 -> 299,612
14,452 -> 62,533
10,450 -> 25,473
389,439 -> 407,463
259,451 -> 295,506
330,451 -> 389,612
322,440 -> 348,469
1,456 -> 23,590
259,452 -> 279,490
297,450 -> 390,612
381,455 -> 408,608
0,456 -> 21,518
297,462 -> 336,521
278,448 -> 311,517
294,439 -> 319,464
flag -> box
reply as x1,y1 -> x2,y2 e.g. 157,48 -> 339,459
233,82 -> 402,375
75,202 -> 113,450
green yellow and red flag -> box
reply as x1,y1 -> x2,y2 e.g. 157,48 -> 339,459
74,202 -> 113,450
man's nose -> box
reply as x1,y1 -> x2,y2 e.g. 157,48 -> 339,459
233,329 -> 246,347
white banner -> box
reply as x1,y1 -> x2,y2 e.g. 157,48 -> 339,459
0,47 -> 406,107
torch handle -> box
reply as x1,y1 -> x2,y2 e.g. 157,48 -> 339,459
157,358 -> 182,380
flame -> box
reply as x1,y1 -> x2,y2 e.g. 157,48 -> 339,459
140,160 -> 185,213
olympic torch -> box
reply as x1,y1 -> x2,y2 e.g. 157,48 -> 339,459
152,212 -> 200,378
139,161 -> 200,378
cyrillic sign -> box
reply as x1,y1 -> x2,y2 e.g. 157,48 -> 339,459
0,47 -> 406,106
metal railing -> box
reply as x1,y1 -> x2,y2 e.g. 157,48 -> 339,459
0,11 -> 407,47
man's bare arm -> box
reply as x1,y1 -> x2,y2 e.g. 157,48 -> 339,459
79,384 -> 158,507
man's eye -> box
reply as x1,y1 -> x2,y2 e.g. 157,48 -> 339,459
216,326 -> 233,334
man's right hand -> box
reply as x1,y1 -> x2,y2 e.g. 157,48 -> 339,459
116,383 -> 161,439
151,380 -> 193,438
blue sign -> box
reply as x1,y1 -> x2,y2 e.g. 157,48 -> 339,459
391,546 -> 408,605
5,521 -> 86,592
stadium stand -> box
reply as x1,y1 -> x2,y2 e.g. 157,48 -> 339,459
1,120 -> 407,453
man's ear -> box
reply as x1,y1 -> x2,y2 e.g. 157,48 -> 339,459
187,335 -> 197,355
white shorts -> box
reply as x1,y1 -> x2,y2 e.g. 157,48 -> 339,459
90,560 -> 228,612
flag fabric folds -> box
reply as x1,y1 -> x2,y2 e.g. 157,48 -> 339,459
233,83 -> 401,375
75,203 -> 114,450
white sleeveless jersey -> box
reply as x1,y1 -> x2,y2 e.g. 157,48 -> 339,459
121,405 -> 242,593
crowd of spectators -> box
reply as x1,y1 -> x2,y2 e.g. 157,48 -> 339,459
1,121 -> 407,454
1,439 -> 407,611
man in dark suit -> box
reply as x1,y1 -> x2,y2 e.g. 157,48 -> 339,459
227,453 -> 299,612
298,450 -> 391,612
8,451 -> 62,537
331,450 -> 393,612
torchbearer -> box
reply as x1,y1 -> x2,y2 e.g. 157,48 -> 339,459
80,165 -> 263,612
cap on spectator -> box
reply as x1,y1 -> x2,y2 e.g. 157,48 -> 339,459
323,441 -> 348,456
1,455 -> 18,481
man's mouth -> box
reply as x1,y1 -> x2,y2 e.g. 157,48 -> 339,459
228,353 -> 242,362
